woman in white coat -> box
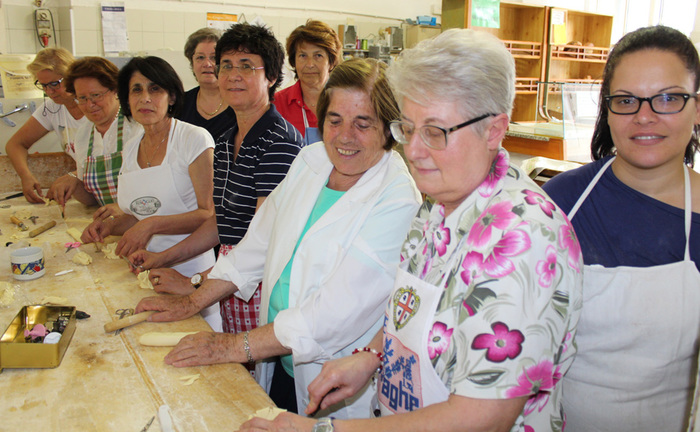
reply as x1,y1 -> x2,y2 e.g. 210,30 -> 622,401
135,58 -> 421,418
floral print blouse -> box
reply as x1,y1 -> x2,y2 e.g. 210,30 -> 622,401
400,149 -> 583,432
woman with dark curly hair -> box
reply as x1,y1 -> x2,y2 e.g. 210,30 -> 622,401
275,19 -> 342,142
179,28 -> 234,141
543,25 -> 700,431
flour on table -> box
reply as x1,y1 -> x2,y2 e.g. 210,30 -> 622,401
0,282 -> 15,306
41,296 -> 68,305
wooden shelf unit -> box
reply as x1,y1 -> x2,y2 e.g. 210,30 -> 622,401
442,1 -> 548,122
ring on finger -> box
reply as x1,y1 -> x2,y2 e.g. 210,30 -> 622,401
153,276 -> 160,285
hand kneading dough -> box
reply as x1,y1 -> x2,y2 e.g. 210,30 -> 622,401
139,332 -> 198,346
66,227 -> 83,242
101,243 -> 119,260
248,406 -> 286,421
137,270 -> 154,289
72,251 -> 92,265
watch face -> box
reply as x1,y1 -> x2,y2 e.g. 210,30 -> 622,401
312,418 -> 333,432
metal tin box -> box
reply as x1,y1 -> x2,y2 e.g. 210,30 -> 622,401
0,305 -> 76,369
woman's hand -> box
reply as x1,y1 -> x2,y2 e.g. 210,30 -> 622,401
305,352 -> 379,415
148,268 -> 195,295
93,203 -> 125,221
237,412 -> 315,432
47,173 -> 81,206
135,293 -> 201,322
115,219 -> 154,258
129,249 -> 167,272
164,331 -> 237,367
21,174 -> 44,203
81,218 -> 113,244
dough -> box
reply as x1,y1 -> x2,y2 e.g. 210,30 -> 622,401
66,227 -> 83,242
72,251 -> 92,266
41,296 -> 68,305
178,374 -> 200,386
0,282 -> 15,306
139,332 -> 198,346
137,270 -> 154,290
248,406 -> 286,421
94,278 -> 102,284
42,197 -> 57,206
101,243 -> 119,260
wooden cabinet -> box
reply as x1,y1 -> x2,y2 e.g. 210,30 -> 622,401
546,8 -> 613,85
441,1 -> 613,123
443,0 -> 547,122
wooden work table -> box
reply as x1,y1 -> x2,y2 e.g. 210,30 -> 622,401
0,197 -> 274,431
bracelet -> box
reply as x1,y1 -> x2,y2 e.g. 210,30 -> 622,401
243,331 -> 254,363
352,347 -> 384,371
67,172 -> 78,179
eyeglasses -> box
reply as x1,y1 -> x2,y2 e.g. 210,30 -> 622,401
75,90 -> 111,105
194,55 -> 217,64
216,63 -> 264,77
605,93 -> 697,115
389,113 -> 495,150
35,78 -> 63,91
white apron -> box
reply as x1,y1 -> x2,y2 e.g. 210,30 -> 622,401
117,131 -> 220,331
563,157 -> 700,432
378,241 -> 462,415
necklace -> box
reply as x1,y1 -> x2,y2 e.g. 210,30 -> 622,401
197,91 -> 223,117
145,119 -> 170,167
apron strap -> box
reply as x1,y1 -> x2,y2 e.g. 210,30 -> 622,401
301,105 -> 310,129
683,165 -> 692,260
568,157 -> 615,220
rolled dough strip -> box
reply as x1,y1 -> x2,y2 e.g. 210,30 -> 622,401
178,374 -> 200,385
247,406 -> 286,421
139,331 -> 198,346
66,227 -> 82,242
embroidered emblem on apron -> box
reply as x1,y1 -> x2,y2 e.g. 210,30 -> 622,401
393,286 -> 420,329
130,196 -> 161,216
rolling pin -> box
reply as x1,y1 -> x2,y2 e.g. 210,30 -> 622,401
10,216 -> 28,231
29,220 -> 56,237
104,310 -> 155,333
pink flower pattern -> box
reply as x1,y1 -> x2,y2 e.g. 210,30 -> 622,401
478,150 -> 509,197
482,229 -> 531,278
433,222 -> 451,257
472,322 -> 524,362
460,251 -> 484,286
506,360 -> 560,416
467,201 -> 518,249
535,245 -> 558,288
428,321 -> 454,359
558,223 -> 582,272
523,190 -> 556,218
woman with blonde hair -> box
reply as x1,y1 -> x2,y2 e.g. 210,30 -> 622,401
7,47 -> 88,203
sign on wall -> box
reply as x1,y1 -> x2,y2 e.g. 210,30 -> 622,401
102,2 -> 129,53
206,13 -> 238,32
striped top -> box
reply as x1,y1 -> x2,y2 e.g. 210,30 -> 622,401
213,104 -> 304,246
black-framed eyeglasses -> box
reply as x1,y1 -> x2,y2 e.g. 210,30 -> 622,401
34,77 -> 63,91
604,93 -> 697,115
216,63 -> 264,77
389,113 -> 495,150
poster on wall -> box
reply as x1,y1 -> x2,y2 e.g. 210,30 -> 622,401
207,13 -> 238,32
101,2 -> 129,53
471,0 -> 500,28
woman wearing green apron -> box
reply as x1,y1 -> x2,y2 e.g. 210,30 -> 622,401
48,57 -> 141,207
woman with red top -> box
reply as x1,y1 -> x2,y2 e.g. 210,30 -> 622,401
274,20 -> 341,143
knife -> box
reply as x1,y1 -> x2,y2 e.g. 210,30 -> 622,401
1,192 -> 23,201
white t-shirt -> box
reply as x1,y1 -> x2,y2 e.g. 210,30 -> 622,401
73,115 -> 142,180
31,100 -> 88,161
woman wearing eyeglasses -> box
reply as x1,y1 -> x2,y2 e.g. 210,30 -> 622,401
179,28 -> 235,141
6,48 -> 88,203
48,57 -> 142,207
542,26 -> 700,432
237,29 -> 582,432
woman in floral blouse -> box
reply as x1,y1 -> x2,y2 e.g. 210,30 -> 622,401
239,29 -> 583,432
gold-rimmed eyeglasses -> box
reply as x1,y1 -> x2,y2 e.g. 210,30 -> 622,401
389,113 -> 495,150
216,63 -> 264,77
75,90 -> 111,105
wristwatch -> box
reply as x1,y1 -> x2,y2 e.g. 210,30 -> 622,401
312,417 -> 334,432
190,273 -> 203,289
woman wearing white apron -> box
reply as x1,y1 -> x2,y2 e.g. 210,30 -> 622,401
238,29 -> 583,432
543,26 -> 700,432
81,57 -> 219,331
